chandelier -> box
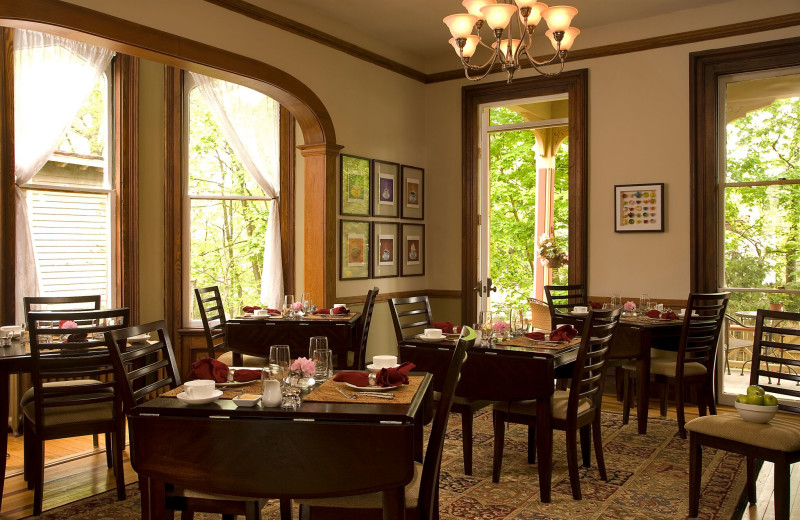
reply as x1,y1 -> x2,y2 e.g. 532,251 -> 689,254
443,1 -> 579,83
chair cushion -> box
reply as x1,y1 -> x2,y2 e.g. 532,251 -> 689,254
621,358 -> 707,377
20,379 -> 109,407
297,461 -> 422,509
218,351 -> 267,368
178,487 -> 262,502
23,398 -> 114,428
493,390 -> 591,420
686,413 -> 800,452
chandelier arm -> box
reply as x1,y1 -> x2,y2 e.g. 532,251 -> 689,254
460,46 -> 502,71
462,52 -> 503,82
520,46 -> 565,68
524,56 -> 566,77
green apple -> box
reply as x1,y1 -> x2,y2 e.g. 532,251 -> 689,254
763,394 -> 778,406
736,394 -> 749,404
746,394 -> 765,406
746,385 -> 765,397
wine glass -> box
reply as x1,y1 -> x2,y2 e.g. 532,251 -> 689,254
309,336 -> 328,358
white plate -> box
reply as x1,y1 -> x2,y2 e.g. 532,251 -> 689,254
415,334 -> 445,343
569,311 -> 588,316
232,395 -> 262,407
345,382 -> 397,391
127,333 -> 151,343
367,363 -> 401,372
175,389 -> 223,405
216,380 -> 254,388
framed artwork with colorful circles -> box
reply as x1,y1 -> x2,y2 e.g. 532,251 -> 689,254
614,183 -> 664,232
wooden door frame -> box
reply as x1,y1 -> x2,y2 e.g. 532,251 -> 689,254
461,70 -> 589,324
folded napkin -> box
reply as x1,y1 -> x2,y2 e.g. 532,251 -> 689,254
549,324 -> 578,342
332,371 -> 370,387
430,321 -> 454,334
188,357 -> 229,383
645,309 -> 661,318
313,306 -> 350,315
525,331 -> 546,341
65,332 -> 88,342
375,362 -> 415,387
242,305 -> 262,313
589,301 -> 603,309
232,369 -> 262,382
661,311 -> 678,320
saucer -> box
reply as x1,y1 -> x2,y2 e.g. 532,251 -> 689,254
569,311 -> 588,316
175,389 -> 223,405
415,334 -> 445,343
367,363 -> 401,372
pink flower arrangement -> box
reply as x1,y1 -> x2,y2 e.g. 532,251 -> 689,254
623,301 -> 637,312
58,320 -> 78,329
492,320 -> 509,333
291,301 -> 303,312
290,357 -> 316,376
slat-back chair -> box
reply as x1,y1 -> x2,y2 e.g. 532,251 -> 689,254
355,287 -> 379,369
544,284 -> 587,328
107,321 -> 271,520
622,292 -> 730,438
388,296 -> 433,342
195,286 -> 264,368
687,309 -> 800,520
25,308 -> 129,515
724,313 -> 755,375
492,307 -> 622,499
298,328 -> 476,520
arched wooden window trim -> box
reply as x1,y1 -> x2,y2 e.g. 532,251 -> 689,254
0,0 -> 340,332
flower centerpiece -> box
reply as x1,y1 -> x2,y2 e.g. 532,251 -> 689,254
492,320 -> 510,339
58,320 -> 87,342
290,357 -> 316,387
291,300 -> 304,317
623,301 -> 637,316
538,234 -> 568,269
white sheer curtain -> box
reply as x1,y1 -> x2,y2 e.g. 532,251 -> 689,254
13,29 -> 114,323
189,72 -> 284,309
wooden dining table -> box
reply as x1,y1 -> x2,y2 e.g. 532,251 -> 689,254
0,338 -> 31,509
128,373 -> 433,520
226,312 -> 361,369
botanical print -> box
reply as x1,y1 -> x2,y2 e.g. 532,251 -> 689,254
406,178 -> 420,209
379,174 -> 394,205
406,235 -> 420,265
347,234 -> 365,266
346,171 -> 367,203
378,235 -> 394,265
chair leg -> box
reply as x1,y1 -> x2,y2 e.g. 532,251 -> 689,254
659,383 -> 668,417
299,504 -> 311,520
622,371 -> 632,425
245,500 -> 262,520
113,429 -> 126,500
774,457 -> 791,520
105,433 -> 113,468
565,428 -> 581,500
579,425 -> 591,468
222,515 -> 235,520
676,381 -> 687,439
492,410 -> 506,484
181,511 -> 194,520
93,433 -> 99,447
592,414 -> 606,481
527,425 -> 536,464
33,434 -> 44,516
746,455 -> 756,504
706,377 -> 717,416
688,433 -> 702,518
697,382 -> 708,417
280,498 -> 292,520
23,423 -> 31,484
461,409 -> 474,475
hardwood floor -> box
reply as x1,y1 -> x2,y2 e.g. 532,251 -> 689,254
1,398 -> 799,519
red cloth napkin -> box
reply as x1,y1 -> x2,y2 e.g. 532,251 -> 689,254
242,305 -> 262,313
188,357 -> 229,383
333,371 -> 370,387
549,324 -> 578,342
430,321 -> 454,334
375,362 -> 415,387
313,307 -> 350,315
525,331 -> 546,341
589,301 -> 603,309
661,311 -> 678,320
232,369 -> 262,382
646,309 -> 661,318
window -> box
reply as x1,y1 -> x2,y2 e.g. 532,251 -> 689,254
184,75 -> 280,325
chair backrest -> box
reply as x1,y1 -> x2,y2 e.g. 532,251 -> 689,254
106,320 -> 182,413
418,326 -> 475,520
568,307 -> 622,416
544,284 -> 587,319
195,286 -> 228,357
750,309 -> 800,413
527,297 -> 552,330
388,295 -> 433,343
676,292 -> 730,378
27,308 -> 130,430
23,295 -> 102,315
355,287 -> 379,369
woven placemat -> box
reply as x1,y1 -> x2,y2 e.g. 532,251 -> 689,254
621,316 -> 683,324
303,375 -> 424,405
496,336 -> 581,350
161,381 -> 262,400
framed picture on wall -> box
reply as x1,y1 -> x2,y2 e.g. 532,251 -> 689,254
401,223 -> 425,276
340,219 -> 371,280
340,154 -> 371,216
614,183 -> 665,232
373,222 -> 399,278
373,160 -> 400,218
400,165 -> 424,220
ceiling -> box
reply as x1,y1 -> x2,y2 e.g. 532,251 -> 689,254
259,0 -> 735,62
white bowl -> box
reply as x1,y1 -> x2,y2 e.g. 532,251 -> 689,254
735,401 -> 778,423
232,394 -> 262,407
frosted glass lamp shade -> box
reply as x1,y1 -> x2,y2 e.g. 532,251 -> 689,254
541,5 -> 577,32
461,0 -> 497,19
492,38 -> 522,57
443,13 -> 479,38
449,36 -> 480,58
480,4 -> 517,30
546,26 -> 579,50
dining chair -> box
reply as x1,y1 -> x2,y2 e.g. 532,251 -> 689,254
491,307 -> 622,500
354,287 -> 379,369
24,308 -> 130,515
544,284 -> 587,328
106,320 -> 275,520
724,313 -> 755,375
621,292 -> 730,438
389,295 -> 491,476
687,309 -> 800,520
195,285 -> 265,368
527,297 -> 552,330
297,327 -> 476,520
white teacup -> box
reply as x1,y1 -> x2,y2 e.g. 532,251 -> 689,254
373,355 -> 398,369
254,309 -> 271,316
0,325 -> 21,338
184,379 -> 215,398
573,306 -> 588,314
262,379 -> 282,407
423,328 -> 443,338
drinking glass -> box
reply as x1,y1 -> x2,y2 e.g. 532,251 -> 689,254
283,294 -> 295,317
640,294 -> 650,312
269,345 -> 291,382
309,336 -> 329,358
611,293 -> 620,306
312,348 -> 332,384
302,292 -> 312,313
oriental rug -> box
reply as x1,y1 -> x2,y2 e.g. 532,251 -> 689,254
23,410 -> 746,519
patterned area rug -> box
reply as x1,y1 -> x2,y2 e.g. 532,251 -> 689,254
23,410 -> 745,519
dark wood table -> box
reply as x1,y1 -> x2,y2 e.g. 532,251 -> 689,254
128,373 -> 432,520
0,339 -> 31,508
398,336 -> 577,503
226,313 -> 361,369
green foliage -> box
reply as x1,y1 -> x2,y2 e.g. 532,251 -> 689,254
58,74 -> 107,156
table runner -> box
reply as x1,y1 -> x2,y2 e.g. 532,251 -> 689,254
303,375 -> 424,404
496,336 -> 581,350
161,381 -> 262,400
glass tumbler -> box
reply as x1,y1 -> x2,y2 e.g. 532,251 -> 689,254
269,345 -> 291,383
309,336 -> 329,358
312,348 -> 332,384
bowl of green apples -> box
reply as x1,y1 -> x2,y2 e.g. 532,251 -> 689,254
735,385 -> 778,423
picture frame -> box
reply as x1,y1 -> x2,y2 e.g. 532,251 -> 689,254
400,165 -> 424,220
372,160 -> 400,218
372,222 -> 399,278
339,219 -> 371,280
400,223 -> 425,276
340,154 -> 371,216
614,183 -> 665,232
